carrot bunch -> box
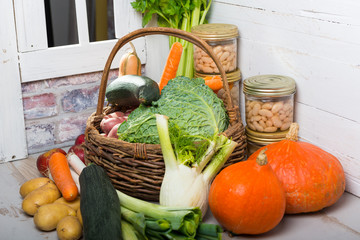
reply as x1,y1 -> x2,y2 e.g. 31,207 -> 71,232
159,42 -> 183,93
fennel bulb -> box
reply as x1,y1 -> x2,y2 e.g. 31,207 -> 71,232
156,114 -> 237,216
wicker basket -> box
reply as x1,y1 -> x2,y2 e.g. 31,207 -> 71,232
84,27 -> 247,201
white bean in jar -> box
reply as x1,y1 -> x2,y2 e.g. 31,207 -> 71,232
194,41 -> 237,74
245,98 -> 294,133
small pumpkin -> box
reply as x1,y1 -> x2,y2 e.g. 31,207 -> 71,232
248,122 -> 346,214
209,149 -> 286,235
119,42 -> 141,76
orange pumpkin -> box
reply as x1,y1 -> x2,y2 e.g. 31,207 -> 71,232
209,149 -> 286,235
248,123 -> 346,214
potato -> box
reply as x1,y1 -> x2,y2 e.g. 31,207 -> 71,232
22,181 -> 61,216
34,203 -> 76,231
76,208 -> 83,226
19,177 -> 53,198
54,196 -> 81,211
56,216 -> 83,240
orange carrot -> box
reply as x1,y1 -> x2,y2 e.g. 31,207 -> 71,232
49,152 -> 79,201
203,75 -> 223,93
159,42 -> 183,93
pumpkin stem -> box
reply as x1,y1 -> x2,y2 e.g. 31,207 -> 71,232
286,123 -> 299,141
129,42 -> 137,55
256,149 -> 268,166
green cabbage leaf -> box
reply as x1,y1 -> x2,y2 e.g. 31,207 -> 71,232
117,76 -> 229,144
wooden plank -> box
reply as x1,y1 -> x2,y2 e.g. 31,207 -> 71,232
0,162 -> 57,239
19,39 -> 146,82
113,0 -> 143,38
222,0 -> 360,26
75,0 -> 90,44
0,0 -> 28,162
13,0 -> 48,52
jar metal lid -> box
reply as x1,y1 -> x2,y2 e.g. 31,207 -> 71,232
243,75 -> 296,97
245,126 -> 288,142
194,68 -> 242,83
191,23 -> 239,41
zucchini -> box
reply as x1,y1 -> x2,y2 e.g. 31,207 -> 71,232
105,75 -> 160,107
79,164 -> 122,240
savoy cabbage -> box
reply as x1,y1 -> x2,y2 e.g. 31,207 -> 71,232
117,76 -> 229,144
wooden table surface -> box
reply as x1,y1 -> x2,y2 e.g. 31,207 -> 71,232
1,151 -> 360,240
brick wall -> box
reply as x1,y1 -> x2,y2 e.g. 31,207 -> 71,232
22,70 -> 117,154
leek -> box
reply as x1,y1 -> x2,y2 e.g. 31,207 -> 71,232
117,189 -> 223,239
155,114 -> 237,216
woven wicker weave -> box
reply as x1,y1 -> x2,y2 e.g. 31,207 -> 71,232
84,27 -> 247,201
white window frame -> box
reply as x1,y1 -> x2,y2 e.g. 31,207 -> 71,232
16,0 -> 146,82
0,0 -> 146,162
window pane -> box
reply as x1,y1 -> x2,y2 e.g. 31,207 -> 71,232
45,0 -> 79,47
86,0 -> 115,42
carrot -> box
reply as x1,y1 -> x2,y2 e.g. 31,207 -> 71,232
203,75 -> 223,92
159,42 -> 183,93
49,152 -> 79,201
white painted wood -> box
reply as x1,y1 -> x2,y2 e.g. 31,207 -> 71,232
13,0 -> 48,52
114,0 -> 143,37
209,0 -> 360,196
16,0 -> 146,82
142,16 -> 169,82
0,0 -> 28,162
0,161 -> 58,239
19,39 -> 146,82
75,0 -> 90,44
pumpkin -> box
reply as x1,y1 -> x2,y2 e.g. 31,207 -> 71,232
248,123 -> 346,214
119,42 -> 141,76
208,149 -> 286,235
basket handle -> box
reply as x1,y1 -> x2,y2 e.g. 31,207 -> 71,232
96,27 -> 240,122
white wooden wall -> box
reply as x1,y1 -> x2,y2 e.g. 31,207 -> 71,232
202,0 -> 360,197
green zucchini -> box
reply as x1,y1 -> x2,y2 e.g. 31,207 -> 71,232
79,164 -> 122,240
105,75 -> 160,107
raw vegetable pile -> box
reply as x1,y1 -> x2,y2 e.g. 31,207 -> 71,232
19,5 -> 348,238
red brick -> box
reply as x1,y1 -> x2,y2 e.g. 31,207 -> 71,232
58,113 -> 89,142
23,93 -> 57,119
61,86 -> 99,113
21,80 -> 46,94
26,123 -> 55,151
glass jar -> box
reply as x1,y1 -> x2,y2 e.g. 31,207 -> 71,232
246,126 -> 288,156
195,68 -> 242,107
243,75 -> 296,133
191,23 -> 239,74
